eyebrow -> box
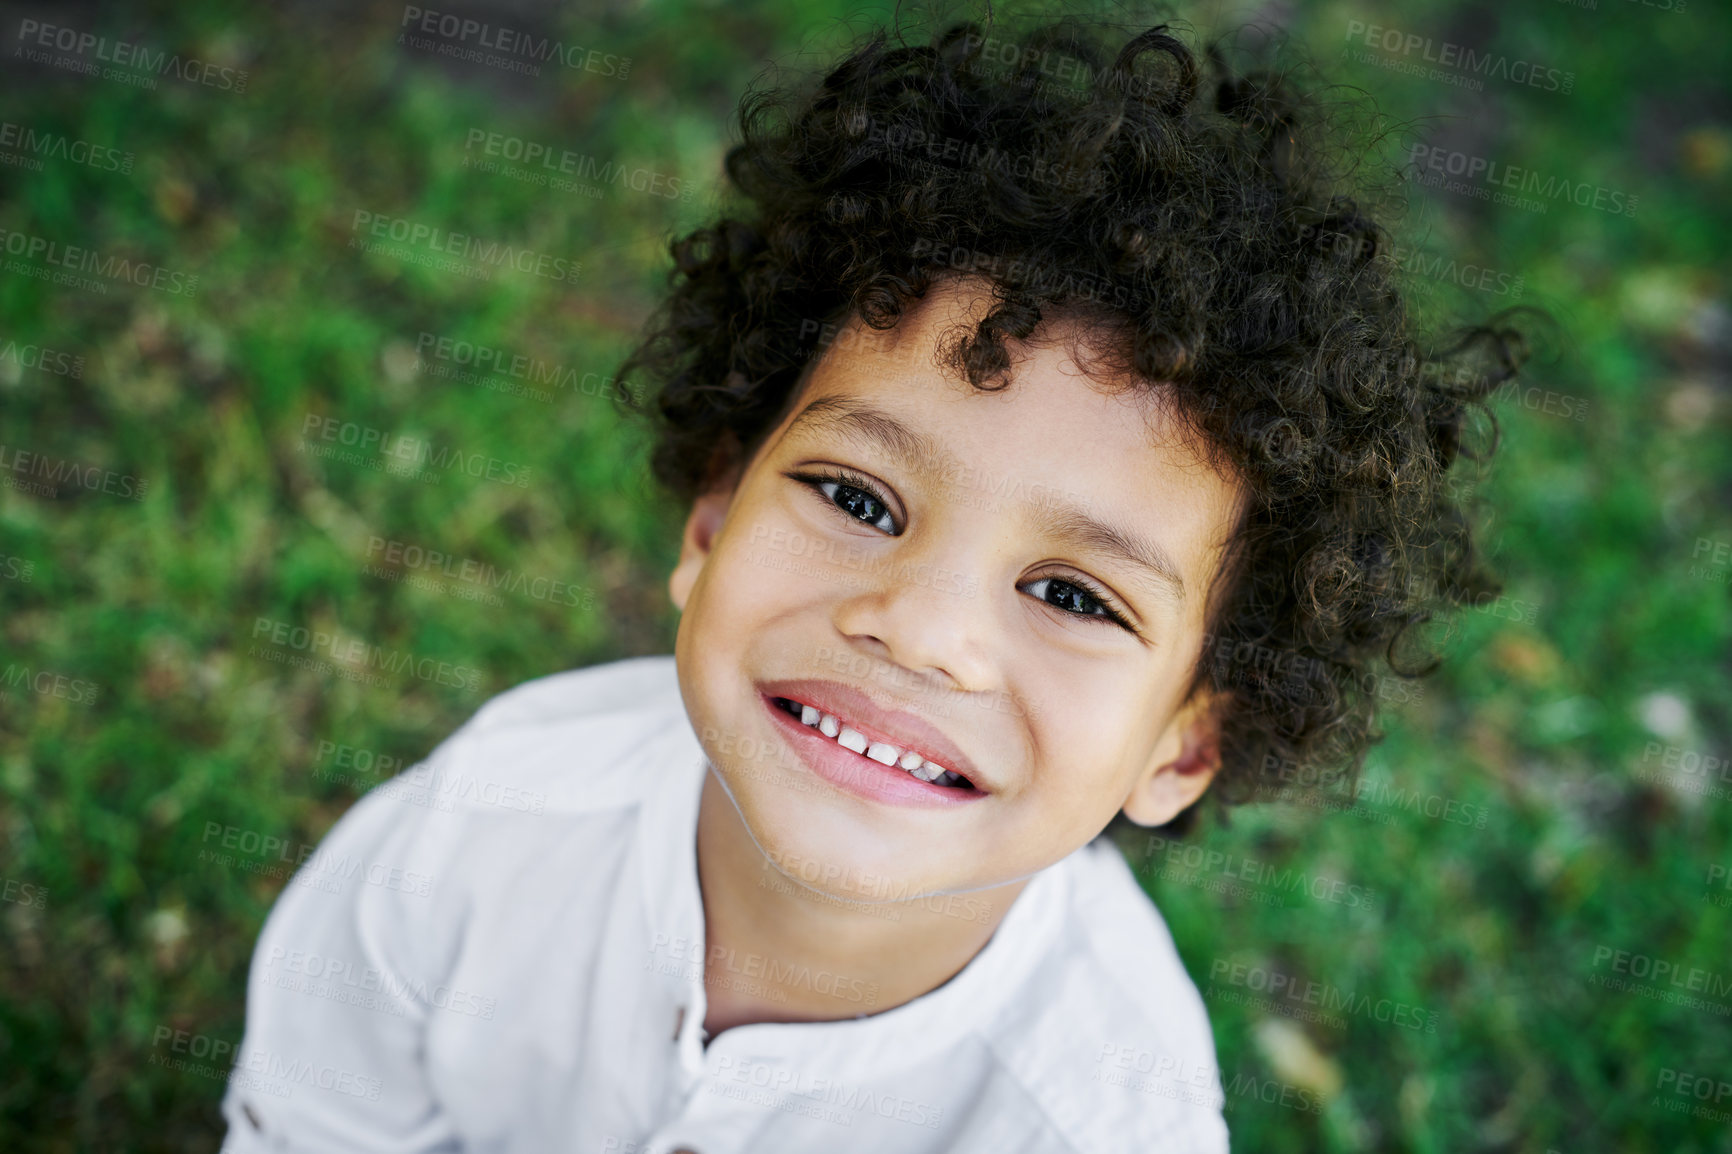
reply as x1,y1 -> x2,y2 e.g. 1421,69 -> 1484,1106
784,395 -> 951,480
1036,502 -> 1187,610
781,396 -> 1188,610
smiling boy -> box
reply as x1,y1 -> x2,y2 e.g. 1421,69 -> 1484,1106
681,279 -> 1241,1047
224,14 -> 1516,1154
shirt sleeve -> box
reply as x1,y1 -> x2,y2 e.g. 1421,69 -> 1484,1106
220,755 -> 469,1154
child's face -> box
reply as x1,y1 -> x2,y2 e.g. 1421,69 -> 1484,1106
670,278 -> 1245,902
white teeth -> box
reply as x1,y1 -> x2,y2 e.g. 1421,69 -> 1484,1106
788,700 -> 962,787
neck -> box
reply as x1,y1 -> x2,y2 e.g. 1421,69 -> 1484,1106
694,768 -> 1029,1038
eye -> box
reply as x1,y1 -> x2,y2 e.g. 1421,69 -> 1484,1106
792,471 -> 898,534
1022,575 -> 1136,631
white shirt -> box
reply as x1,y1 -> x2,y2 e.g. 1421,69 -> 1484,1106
221,656 -> 1229,1154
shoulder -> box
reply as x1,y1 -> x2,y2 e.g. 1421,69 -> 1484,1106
400,653 -> 696,817
257,657 -> 695,980
979,839 -> 1229,1154
297,654 -> 692,909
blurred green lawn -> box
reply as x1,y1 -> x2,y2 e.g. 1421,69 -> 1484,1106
1,0 -> 1728,1150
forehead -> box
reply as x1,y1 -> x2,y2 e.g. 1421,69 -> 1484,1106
765,279 -> 1246,614
794,277 -> 1175,436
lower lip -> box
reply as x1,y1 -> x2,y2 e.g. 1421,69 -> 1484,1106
758,693 -> 986,809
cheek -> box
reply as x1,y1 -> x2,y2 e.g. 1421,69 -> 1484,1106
1024,685 -> 1164,803
692,528 -> 780,626
716,514 -> 855,622
680,535 -> 831,711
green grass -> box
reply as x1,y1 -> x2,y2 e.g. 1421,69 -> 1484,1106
1,0 -> 1728,1150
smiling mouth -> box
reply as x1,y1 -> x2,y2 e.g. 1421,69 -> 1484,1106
768,696 -> 977,790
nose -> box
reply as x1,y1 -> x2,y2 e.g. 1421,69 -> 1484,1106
828,538 -> 997,693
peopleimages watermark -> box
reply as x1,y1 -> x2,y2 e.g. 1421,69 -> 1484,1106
365,535 -> 594,610
854,115 -> 1098,194
908,239 -> 1132,309
1093,1043 -> 1329,1117
758,845 -> 998,925
1412,361 -> 1588,424
952,30 -> 1173,101
262,946 -> 498,1020
1343,20 -> 1574,94
0,443 -> 147,501
1691,537 -> 1732,587
312,732 -> 546,816
149,1028 -> 289,1100
747,522 -> 979,599
1588,946 -> 1732,1015
397,758 -> 549,816
956,30 -> 1097,88
1141,833 -> 1379,911
1551,0 -> 1688,13
398,6 -> 629,80
350,210 -> 581,284
414,331 -> 643,405
1297,224 -> 1527,300
1206,959 -> 1439,1033
298,413 -> 532,489
1,663 -> 100,706
1402,572 -> 1545,626
1493,380 -> 1589,423
1093,1044 -> 1229,1112
0,334 -> 84,380
1633,741 -> 1730,802
0,121 -> 132,175
12,18 -> 249,92
1406,144 -> 1638,217
646,934 -> 881,1007
0,226 -> 198,297
1653,1067 -> 1732,1124
312,740 -> 411,789
198,820 -> 436,898
152,1026 -> 384,1104
1705,863 -> 1732,910
248,615 -> 483,692
1202,632 -> 1424,708
1,876 -> 48,910
810,644 -> 1033,723
710,1055 -> 946,1131
757,860 -> 903,924
1260,755 -> 1491,830
1385,241 -> 1525,299
461,129 -> 684,201
645,941 -> 800,1006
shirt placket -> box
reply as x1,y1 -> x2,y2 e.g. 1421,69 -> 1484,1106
642,1030 -> 799,1154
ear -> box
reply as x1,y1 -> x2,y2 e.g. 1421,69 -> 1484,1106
668,486 -> 735,613
1120,691 -> 1224,827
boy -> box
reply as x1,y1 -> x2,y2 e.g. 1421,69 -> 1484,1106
224,13 -> 1513,1153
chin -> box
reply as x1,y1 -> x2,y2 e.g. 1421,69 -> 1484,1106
725,774 -> 928,901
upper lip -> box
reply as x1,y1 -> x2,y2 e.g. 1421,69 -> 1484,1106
758,677 -> 988,790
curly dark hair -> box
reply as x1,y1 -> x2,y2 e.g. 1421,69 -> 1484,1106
618,10 -> 1528,832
